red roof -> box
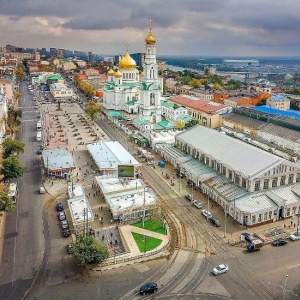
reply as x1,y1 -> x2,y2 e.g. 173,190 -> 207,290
170,95 -> 226,114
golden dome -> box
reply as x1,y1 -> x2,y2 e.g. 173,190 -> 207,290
107,68 -> 115,76
114,70 -> 122,78
119,51 -> 136,70
145,30 -> 156,45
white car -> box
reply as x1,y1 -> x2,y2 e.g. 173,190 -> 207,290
212,264 -> 229,275
202,209 -> 212,219
193,200 -> 202,209
290,232 -> 300,241
39,186 -> 46,194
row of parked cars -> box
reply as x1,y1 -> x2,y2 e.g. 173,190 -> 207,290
56,202 -> 71,238
185,194 -> 221,227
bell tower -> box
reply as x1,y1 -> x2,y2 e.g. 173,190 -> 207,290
139,19 -> 162,123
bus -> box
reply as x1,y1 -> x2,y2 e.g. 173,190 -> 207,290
36,131 -> 42,142
8,183 -> 18,202
37,120 -> 42,131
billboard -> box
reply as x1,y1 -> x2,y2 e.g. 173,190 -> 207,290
118,164 -> 135,178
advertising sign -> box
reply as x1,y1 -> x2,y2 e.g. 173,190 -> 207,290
118,164 -> 135,178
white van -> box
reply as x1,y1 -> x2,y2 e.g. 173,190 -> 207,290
8,183 -> 18,202
37,121 -> 42,131
36,131 -> 42,142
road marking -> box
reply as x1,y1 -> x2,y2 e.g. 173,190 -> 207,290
287,263 -> 300,270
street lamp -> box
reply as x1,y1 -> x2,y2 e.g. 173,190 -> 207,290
283,275 -> 289,300
224,206 -> 227,238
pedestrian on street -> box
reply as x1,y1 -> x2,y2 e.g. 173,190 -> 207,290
51,181 -> 53,186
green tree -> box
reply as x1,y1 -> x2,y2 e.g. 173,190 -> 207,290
185,119 -> 199,129
72,234 -> 109,266
6,106 -> 22,136
2,138 -> 25,159
1,155 -> 25,181
0,189 -> 16,212
85,101 -> 101,121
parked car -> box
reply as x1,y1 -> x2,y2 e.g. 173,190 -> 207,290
61,220 -> 69,230
37,148 -> 43,155
210,217 -> 221,227
212,264 -> 229,275
56,203 -> 64,212
39,186 -> 46,194
272,238 -> 287,246
202,210 -> 212,219
290,232 -> 300,241
58,211 -> 66,221
176,171 -> 184,178
66,243 -> 73,254
62,229 -> 71,238
185,194 -> 194,201
242,232 -> 254,243
139,282 -> 158,295
193,200 -> 202,209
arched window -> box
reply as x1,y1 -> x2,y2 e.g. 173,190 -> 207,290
150,93 -> 155,105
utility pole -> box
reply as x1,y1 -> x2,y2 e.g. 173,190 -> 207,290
142,187 -> 146,228
224,207 -> 227,238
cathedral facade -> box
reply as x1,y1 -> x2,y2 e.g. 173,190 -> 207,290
103,24 -> 162,130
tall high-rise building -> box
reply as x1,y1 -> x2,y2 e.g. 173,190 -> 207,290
57,48 -> 65,58
50,47 -> 57,57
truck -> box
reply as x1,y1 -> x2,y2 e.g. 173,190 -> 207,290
246,239 -> 263,252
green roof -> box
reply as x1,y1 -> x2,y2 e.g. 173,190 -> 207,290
157,120 -> 176,129
177,115 -> 194,122
47,74 -> 64,80
109,111 -> 122,117
133,117 -> 150,125
125,100 -> 138,106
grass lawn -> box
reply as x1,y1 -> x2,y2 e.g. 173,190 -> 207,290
131,232 -> 162,252
132,220 -> 167,235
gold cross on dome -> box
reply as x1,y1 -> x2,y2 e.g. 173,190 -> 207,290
125,43 -> 129,52
149,19 -> 152,30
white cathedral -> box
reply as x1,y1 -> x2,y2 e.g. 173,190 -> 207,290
103,23 -> 164,132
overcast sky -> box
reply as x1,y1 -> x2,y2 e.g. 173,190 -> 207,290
1,0 -> 300,57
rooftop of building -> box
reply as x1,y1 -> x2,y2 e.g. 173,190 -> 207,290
86,140 -> 139,170
170,95 -> 226,113
253,106 -> 300,121
176,125 -> 288,179
42,148 -> 75,171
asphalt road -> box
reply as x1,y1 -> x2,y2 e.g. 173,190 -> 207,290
0,81 -> 47,300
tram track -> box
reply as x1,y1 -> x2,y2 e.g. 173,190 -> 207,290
142,165 -> 279,300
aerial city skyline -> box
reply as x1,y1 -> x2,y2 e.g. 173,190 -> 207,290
1,0 -> 300,57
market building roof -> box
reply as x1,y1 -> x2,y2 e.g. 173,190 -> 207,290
86,140 -> 139,171
42,148 -> 75,171
176,125 -> 285,179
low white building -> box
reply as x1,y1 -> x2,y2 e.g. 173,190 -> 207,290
68,196 -> 94,229
50,82 -> 73,100
95,176 -> 158,221
86,140 -> 140,174
67,183 -> 85,199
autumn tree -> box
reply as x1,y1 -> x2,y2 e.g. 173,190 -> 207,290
85,101 -> 101,121
0,189 -> 16,212
2,138 -> 25,159
6,106 -> 22,136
